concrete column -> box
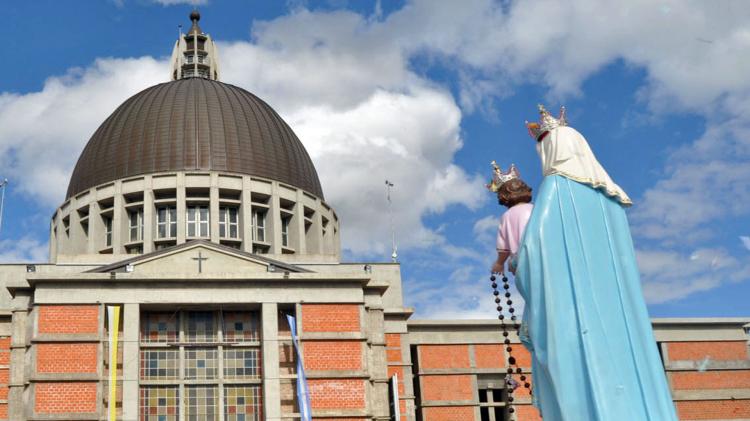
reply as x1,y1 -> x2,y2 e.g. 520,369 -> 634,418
176,174 -> 187,245
270,184 -> 282,255
241,178 -> 253,253
143,177 -> 154,254
8,291 -> 31,421
88,201 -> 100,254
294,190 -> 306,254
113,181 -> 124,254
262,303 -> 281,420
209,181 -> 220,243
122,303 -> 140,421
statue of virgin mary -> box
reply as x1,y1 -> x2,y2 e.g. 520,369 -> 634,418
514,105 -> 678,420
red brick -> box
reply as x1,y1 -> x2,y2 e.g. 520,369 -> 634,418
668,341 -> 748,361
386,348 -> 402,363
0,352 -> 8,365
514,344 -> 532,367
420,345 -> 470,370
303,341 -> 361,371
0,369 -> 8,384
676,400 -> 750,420
0,388 -> 6,400
36,343 -> 98,374
308,379 -> 365,410
672,371 -> 750,390
421,375 -> 473,401
422,406 -> 475,421
301,304 -> 360,332
388,366 -> 405,394
474,344 -> 505,369
0,403 -> 7,419
38,305 -> 99,335
513,374 -> 534,398
516,404 -> 542,421
385,333 -> 401,348
35,382 -> 97,414
0,337 -> 10,350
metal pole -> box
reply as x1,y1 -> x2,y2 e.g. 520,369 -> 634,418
385,180 -> 397,262
0,179 -> 8,237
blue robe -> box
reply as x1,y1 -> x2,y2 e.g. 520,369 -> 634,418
515,175 -> 678,420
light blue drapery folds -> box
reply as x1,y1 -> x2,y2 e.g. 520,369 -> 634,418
515,175 -> 678,421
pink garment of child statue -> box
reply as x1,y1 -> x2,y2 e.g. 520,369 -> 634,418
496,202 -> 533,258
487,163 -> 534,275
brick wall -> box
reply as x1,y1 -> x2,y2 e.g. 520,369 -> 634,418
672,371 -> 750,390
421,374 -> 473,401
36,343 -> 98,373
676,400 -> 750,420
303,341 -> 362,371
422,406 -> 474,421
0,335 -> 9,420
420,345 -> 470,369
34,382 -> 97,414
308,379 -> 366,409
668,341 -> 748,361
301,304 -> 360,332
38,305 -> 99,335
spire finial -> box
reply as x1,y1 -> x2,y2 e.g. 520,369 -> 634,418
190,9 -> 201,23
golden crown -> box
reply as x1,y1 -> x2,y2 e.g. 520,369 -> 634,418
486,161 -> 520,193
525,104 -> 567,140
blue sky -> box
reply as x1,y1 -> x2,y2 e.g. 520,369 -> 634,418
0,1 -> 748,318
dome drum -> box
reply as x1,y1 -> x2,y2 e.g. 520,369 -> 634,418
51,171 -> 340,263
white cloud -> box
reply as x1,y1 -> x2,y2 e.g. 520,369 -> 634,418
0,237 -> 48,263
637,248 -> 750,303
741,236 -> 750,251
2,0 -> 750,292
0,58 -> 166,206
473,214 -> 499,247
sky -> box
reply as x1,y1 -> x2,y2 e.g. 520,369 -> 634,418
0,0 -> 748,319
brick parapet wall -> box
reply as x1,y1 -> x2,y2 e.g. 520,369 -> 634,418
0,335 -> 9,421
301,304 -> 361,333
34,382 -> 98,414
30,305 -> 101,416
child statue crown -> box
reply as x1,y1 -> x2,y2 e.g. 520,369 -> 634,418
486,161 -> 520,192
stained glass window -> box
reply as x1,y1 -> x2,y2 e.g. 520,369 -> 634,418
141,312 -> 179,343
186,311 -> 216,342
140,349 -> 179,380
185,348 -> 218,379
224,386 -> 262,421
140,386 -> 179,421
224,348 -> 260,379
223,312 -> 260,342
186,386 -> 218,421
140,310 -> 262,420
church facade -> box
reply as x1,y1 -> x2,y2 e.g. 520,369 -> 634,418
0,13 -> 747,421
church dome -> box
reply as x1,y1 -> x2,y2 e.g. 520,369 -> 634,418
66,77 -> 323,199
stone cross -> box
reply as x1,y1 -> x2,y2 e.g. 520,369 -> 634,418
192,251 -> 208,273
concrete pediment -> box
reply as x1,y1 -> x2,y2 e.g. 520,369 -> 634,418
88,240 -> 307,275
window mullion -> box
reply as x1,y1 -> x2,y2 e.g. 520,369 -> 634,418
218,310 -> 225,421
179,310 -> 186,421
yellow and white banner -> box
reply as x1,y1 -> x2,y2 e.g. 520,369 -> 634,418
107,305 -> 121,421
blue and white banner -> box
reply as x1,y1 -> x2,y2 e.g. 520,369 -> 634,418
286,314 -> 312,421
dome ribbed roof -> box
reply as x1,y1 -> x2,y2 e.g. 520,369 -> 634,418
66,78 -> 323,199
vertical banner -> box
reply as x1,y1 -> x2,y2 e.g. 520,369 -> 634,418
286,314 -> 312,421
107,306 -> 121,421
391,374 -> 401,421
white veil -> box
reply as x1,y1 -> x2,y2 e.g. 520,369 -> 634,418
536,126 -> 632,206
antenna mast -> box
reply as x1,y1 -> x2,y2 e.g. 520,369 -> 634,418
0,179 -> 8,237
385,180 -> 397,262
